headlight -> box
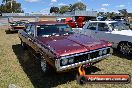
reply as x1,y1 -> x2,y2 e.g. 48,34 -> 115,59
99,50 -> 103,56
103,49 -> 107,54
68,57 -> 74,64
11,24 -> 16,26
61,59 -> 68,66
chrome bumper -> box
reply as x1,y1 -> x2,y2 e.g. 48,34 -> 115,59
55,48 -> 113,72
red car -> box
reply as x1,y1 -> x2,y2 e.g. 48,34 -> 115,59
65,17 -> 85,28
18,21 -> 113,74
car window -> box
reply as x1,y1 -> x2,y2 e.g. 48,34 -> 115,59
98,23 -> 109,31
37,24 -> 73,37
26,24 -> 35,36
29,25 -> 35,36
87,23 -> 97,30
26,24 -> 31,32
109,22 -> 130,31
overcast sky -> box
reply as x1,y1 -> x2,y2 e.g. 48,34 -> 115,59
3,0 -> 132,13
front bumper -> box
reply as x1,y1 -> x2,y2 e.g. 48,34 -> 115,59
55,47 -> 113,72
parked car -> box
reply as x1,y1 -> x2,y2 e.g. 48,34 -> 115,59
18,21 -> 113,74
66,17 -> 85,28
9,20 -> 29,32
79,21 -> 132,55
57,17 -> 85,28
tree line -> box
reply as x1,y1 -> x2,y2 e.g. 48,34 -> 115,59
50,2 -> 86,14
0,0 -> 24,13
0,0 -> 128,19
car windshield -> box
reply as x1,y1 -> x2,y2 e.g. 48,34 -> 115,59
37,24 -> 73,37
109,22 -> 130,31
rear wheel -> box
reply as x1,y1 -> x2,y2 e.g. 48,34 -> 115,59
118,42 -> 132,55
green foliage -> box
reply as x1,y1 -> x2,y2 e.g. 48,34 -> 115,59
71,2 -> 86,11
0,0 -> 24,13
2,0 -> 11,3
98,12 -> 116,19
59,6 -> 70,14
118,9 -> 128,17
50,2 -> 87,14
50,6 -> 59,13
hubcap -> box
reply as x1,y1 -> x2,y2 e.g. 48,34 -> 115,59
120,43 -> 132,55
41,59 -> 47,72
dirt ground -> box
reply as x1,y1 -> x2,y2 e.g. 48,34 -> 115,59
0,27 -> 132,88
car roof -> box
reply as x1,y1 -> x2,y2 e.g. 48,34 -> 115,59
89,21 -> 117,24
29,21 -> 65,25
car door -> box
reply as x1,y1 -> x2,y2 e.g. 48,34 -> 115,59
26,25 -> 38,50
95,23 -> 114,43
82,22 -> 97,38
20,24 -> 32,44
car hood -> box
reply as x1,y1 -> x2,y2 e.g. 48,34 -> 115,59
37,34 -> 109,57
112,30 -> 132,36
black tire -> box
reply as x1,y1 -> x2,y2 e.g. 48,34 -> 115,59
118,42 -> 132,55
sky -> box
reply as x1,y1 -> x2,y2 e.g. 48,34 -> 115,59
1,0 -> 132,13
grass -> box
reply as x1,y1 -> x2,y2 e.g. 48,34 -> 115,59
0,28 -> 132,88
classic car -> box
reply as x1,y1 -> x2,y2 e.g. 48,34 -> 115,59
57,17 -> 85,28
66,17 -> 85,28
78,21 -> 132,55
18,21 -> 113,74
9,20 -> 29,32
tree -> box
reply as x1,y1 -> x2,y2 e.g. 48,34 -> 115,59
2,0 -> 11,3
71,2 -> 86,11
105,12 -> 116,19
118,9 -> 128,21
50,6 -> 59,13
118,9 -> 128,17
98,12 -> 105,16
0,1 -> 24,13
60,6 -> 70,14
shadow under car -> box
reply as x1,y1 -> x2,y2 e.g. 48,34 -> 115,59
12,44 -> 102,88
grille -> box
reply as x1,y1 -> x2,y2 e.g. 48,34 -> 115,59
60,48 -> 110,66
74,48 -> 110,63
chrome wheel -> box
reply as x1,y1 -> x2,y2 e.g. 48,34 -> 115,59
41,59 -> 47,72
119,42 -> 132,55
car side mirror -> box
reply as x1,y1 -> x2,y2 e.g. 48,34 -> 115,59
26,28 -> 30,32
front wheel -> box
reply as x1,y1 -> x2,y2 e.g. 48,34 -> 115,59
118,42 -> 132,55
41,58 -> 52,75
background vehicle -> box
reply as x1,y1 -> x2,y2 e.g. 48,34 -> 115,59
9,20 -> 29,32
79,21 -> 132,55
57,17 -> 85,28
66,17 -> 85,28
18,21 -> 112,74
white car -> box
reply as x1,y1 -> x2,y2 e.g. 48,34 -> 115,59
77,21 -> 132,55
